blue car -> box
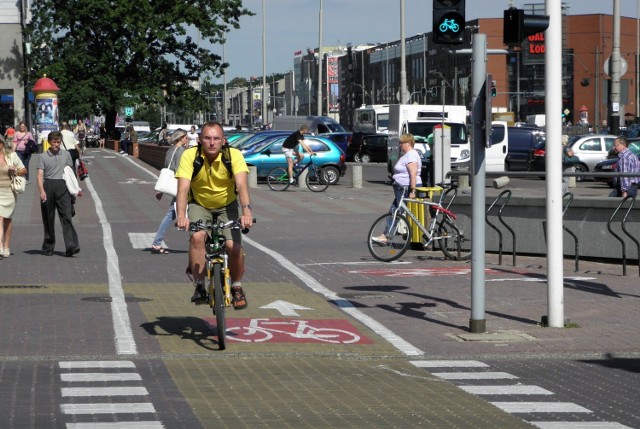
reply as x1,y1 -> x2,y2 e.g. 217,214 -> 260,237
243,135 -> 347,185
230,130 -> 292,153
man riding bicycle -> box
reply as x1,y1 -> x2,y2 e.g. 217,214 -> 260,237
175,122 -> 254,309
282,124 -> 315,184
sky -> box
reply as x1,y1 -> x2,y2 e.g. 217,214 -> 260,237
210,0 -> 640,84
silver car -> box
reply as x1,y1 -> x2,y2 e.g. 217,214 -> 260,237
568,134 -> 617,178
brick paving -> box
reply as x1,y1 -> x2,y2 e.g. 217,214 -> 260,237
0,152 -> 637,428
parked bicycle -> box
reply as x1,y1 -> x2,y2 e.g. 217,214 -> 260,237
188,218 -> 255,350
266,154 -> 330,192
367,184 -> 472,262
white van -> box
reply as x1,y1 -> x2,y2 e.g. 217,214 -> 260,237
271,115 -> 345,134
115,121 -> 151,138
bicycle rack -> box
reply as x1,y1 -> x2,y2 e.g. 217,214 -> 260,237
562,192 -> 580,272
606,195 -> 639,276
485,190 -> 515,266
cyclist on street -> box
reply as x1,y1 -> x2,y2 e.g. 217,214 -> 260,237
175,122 -> 253,309
282,124 -> 315,184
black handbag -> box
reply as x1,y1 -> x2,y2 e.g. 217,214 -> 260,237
25,139 -> 38,155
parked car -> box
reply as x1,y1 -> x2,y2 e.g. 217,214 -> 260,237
230,130 -> 291,152
593,140 -> 640,187
505,126 -> 545,171
242,135 -> 347,185
345,132 -> 380,162
528,134 -> 618,180
318,132 -> 352,153
356,134 -> 388,163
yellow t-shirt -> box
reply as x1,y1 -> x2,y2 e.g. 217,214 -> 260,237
175,146 -> 249,210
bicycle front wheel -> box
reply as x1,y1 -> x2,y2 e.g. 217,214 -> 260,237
210,263 -> 227,350
367,213 -> 411,262
439,211 -> 472,261
306,167 -> 329,192
267,167 -> 290,191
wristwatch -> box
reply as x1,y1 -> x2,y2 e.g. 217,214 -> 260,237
241,204 -> 252,210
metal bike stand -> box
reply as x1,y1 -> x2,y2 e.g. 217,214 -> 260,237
485,190 -> 515,266
562,192 -> 580,272
606,195 -> 639,276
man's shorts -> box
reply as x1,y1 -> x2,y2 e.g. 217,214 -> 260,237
283,147 -> 300,160
187,202 -> 241,244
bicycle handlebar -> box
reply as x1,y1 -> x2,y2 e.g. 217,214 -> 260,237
188,218 -> 257,235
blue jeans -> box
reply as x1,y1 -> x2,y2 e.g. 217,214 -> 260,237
153,199 -> 176,247
385,184 -> 408,235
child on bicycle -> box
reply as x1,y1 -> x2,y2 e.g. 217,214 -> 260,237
282,125 -> 315,184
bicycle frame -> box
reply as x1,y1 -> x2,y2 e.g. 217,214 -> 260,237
292,155 -> 319,181
392,190 -> 462,249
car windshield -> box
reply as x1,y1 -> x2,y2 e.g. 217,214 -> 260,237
408,122 -> 467,144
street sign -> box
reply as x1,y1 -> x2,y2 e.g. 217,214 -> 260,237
124,107 -> 134,117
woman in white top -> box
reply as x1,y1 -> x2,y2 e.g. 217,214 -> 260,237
187,126 -> 199,148
373,133 -> 422,244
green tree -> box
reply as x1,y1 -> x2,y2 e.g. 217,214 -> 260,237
26,0 -> 252,133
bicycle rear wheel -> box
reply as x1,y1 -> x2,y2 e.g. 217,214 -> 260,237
210,263 -> 226,350
367,213 -> 411,262
439,211 -> 472,261
306,167 -> 329,192
267,167 -> 290,191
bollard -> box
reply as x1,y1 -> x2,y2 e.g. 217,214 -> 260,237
458,173 -> 470,191
299,167 -> 309,191
132,143 -> 139,158
248,166 -> 258,188
493,176 -> 510,189
352,165 -> 363,188
569,166 -> 576,188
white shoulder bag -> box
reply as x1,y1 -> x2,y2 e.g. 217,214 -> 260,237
154,147 -> 178,197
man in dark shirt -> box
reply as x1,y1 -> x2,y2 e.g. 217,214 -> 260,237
282,125 -> 314,184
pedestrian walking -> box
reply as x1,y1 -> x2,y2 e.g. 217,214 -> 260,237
36,131 -> 80,257
151,129 -> 188,254
0,135 -> 27,259
610,136 -> 640,198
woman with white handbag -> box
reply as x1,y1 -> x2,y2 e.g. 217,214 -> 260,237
151,129 -> 188,254
0,135 -> 27,259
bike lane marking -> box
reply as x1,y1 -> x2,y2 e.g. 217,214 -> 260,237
243,236 -> 424,356
84,176 -> 137,355
203,318 -> 374,344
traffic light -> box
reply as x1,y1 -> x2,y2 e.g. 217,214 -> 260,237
503,7 -> 549,45
433,0 -> 465,45
491,81 -> 497,97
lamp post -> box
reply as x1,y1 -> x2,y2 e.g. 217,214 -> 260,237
317,0 -> 323,116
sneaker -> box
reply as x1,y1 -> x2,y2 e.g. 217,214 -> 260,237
231,285 -> 248,310
191,283 -> 207,305
65,247 -> 80,257
3,248 -> 9,258
119,150 -> 124,154
122,153 -> 129,157
289,179 -> 295,184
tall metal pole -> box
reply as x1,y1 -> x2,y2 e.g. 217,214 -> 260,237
545,0 -> 564,328
223,44 -> 228,125
610,0 -> 621,134
262,0 -> 267,128
637,0 -> 639,118
317,0 -> 323,116
470,33 -> 487,333
400,0 -> 408,104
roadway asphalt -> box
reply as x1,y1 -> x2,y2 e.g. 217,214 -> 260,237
0,152 -> 638,428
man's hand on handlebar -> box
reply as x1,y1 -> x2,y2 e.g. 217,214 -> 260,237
176,216 -> 190,231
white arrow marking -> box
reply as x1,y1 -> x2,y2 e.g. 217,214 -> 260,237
260,300 -> 313,316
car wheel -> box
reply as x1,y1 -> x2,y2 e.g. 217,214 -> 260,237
322,166 -> 340,185
353,153 -> 362,163
361,153 -> 371,163
574,163 -> 588,182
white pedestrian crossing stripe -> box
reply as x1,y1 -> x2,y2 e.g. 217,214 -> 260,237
411,359 -> 628,428
59,361 -> 163,428
460,385 -> 553,395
